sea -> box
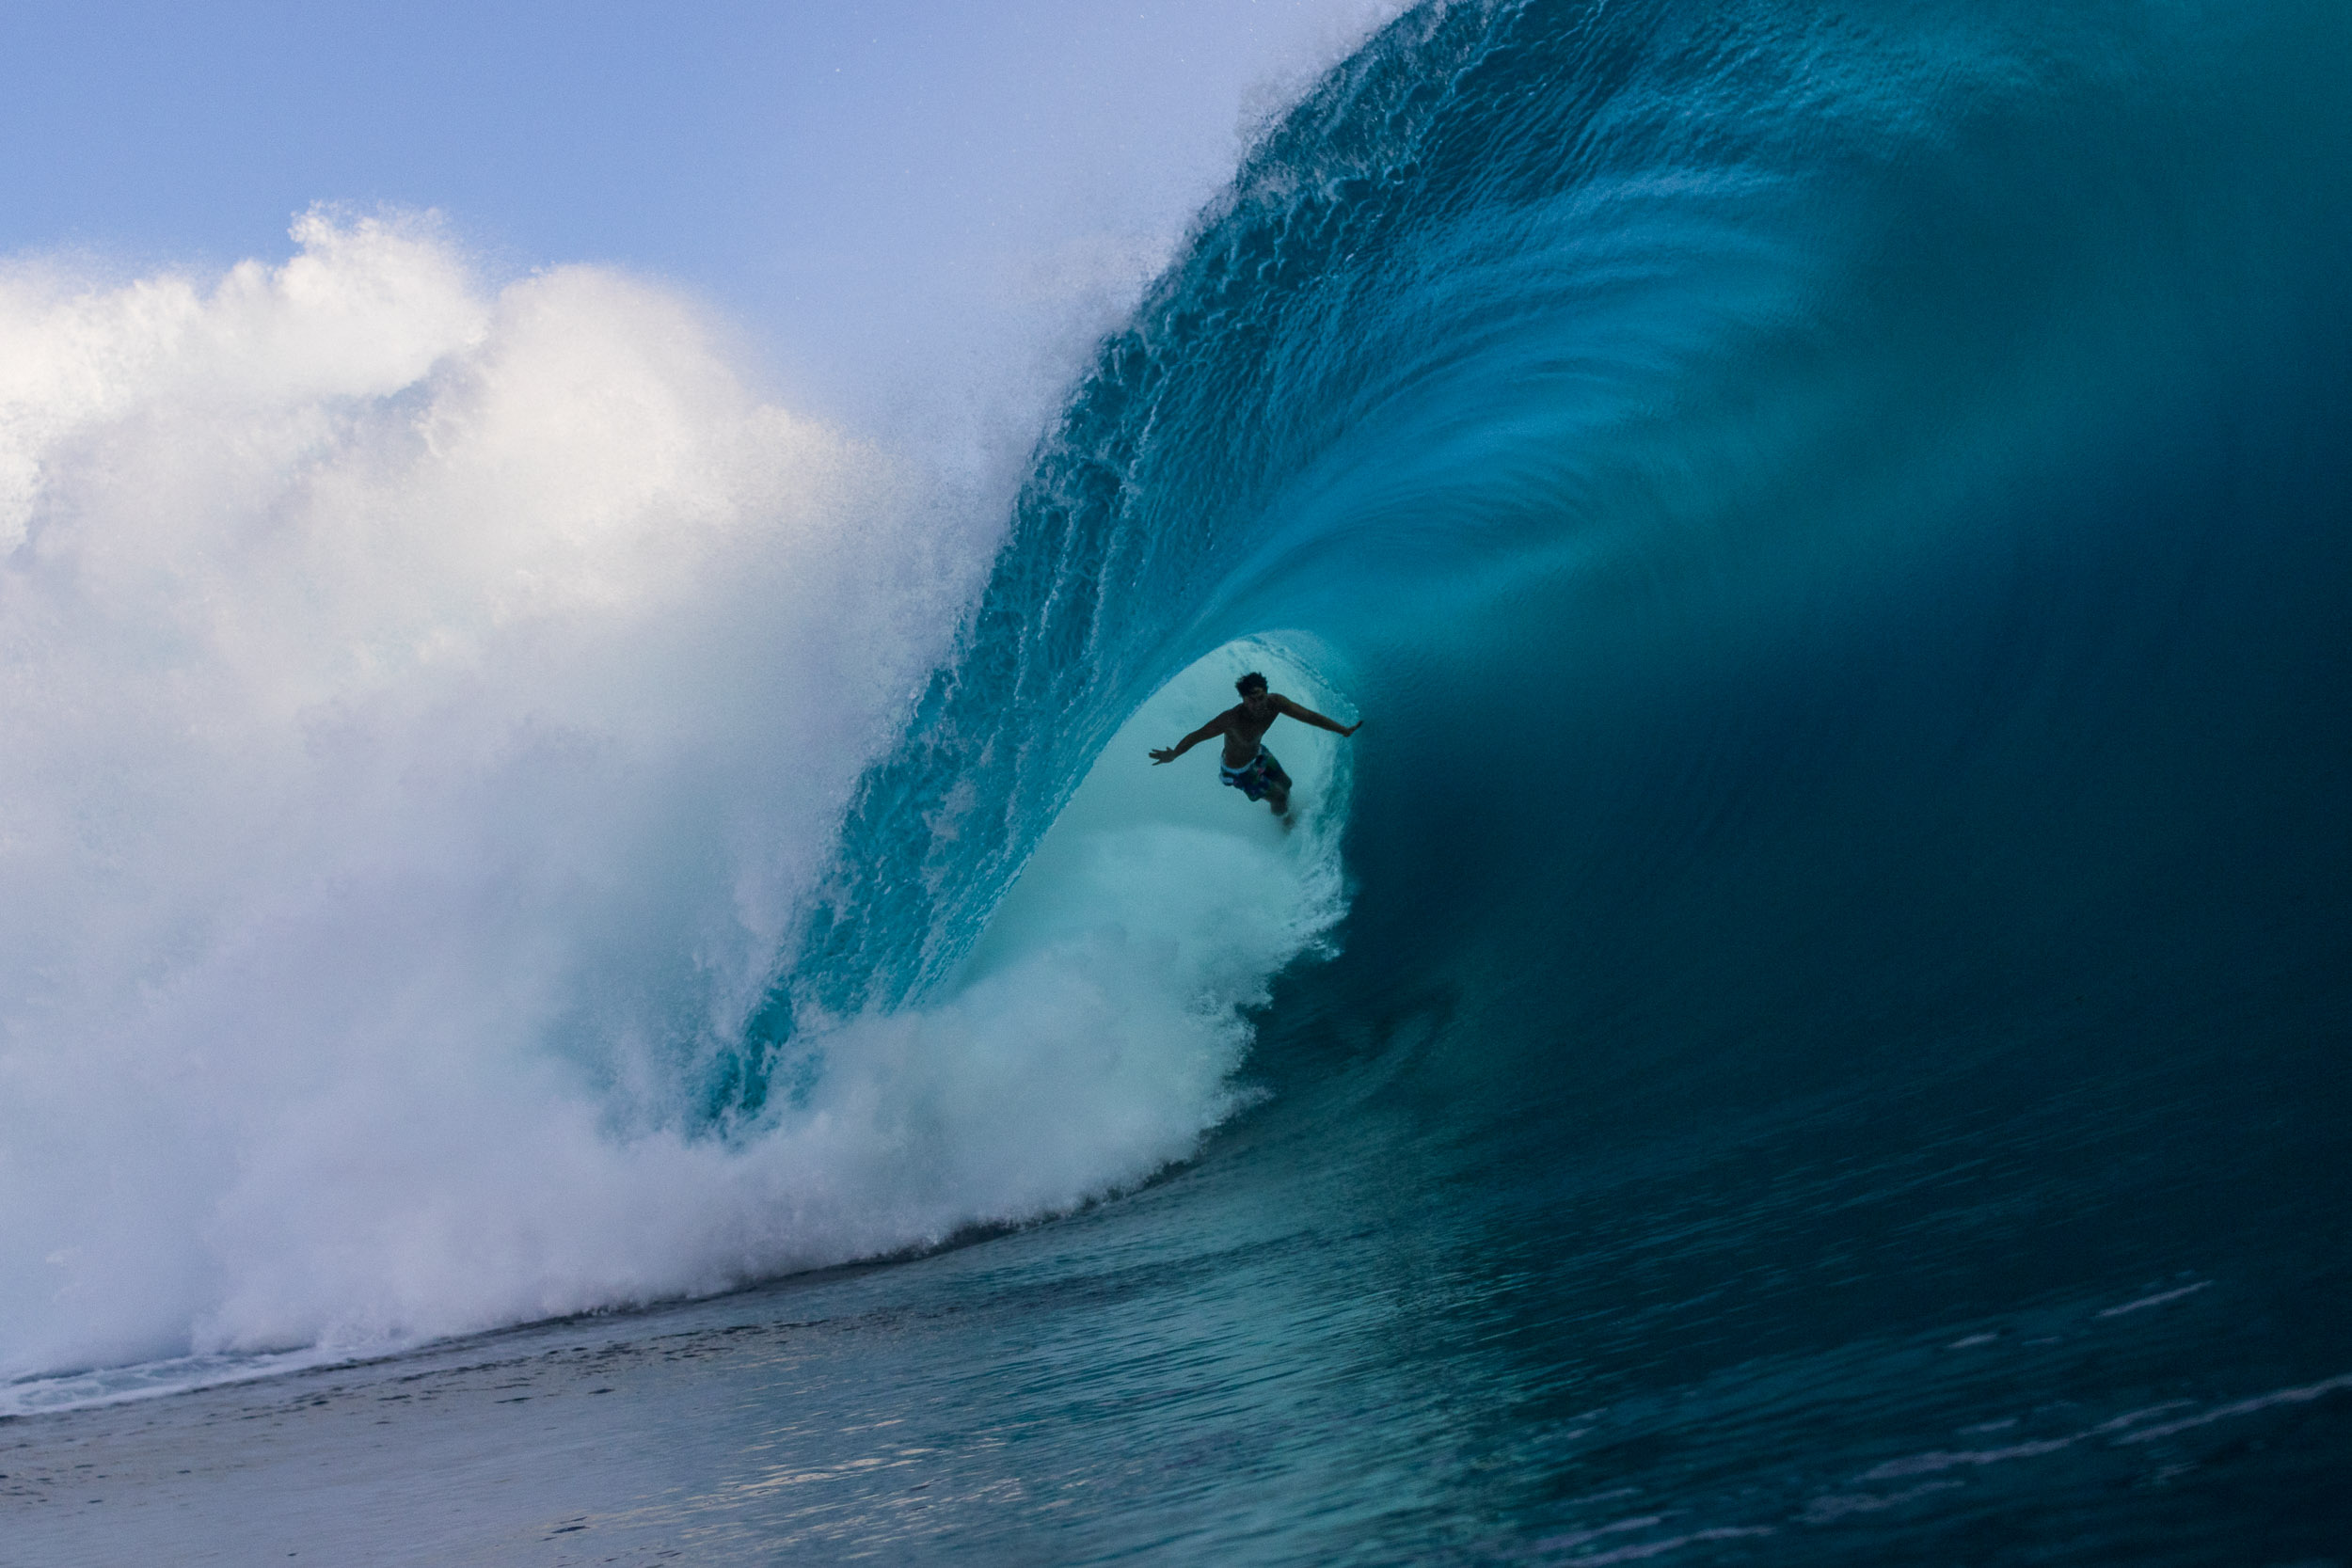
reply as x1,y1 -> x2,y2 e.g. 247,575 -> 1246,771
3,1 -> 2348,1562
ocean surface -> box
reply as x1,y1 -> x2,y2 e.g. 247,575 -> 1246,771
5,0 -> 2350,1561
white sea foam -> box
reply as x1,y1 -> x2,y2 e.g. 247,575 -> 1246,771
0,214 -> 1343,1404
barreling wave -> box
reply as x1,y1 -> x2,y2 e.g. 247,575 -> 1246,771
728,0 -> 2352,1128
6,0 -> 2349,1428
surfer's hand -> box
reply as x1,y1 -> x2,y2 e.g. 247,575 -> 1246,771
1342,721 -> 1363,737
1149,747 -> 1176,764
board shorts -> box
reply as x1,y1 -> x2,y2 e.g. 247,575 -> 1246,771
1218,746 -> 1292,802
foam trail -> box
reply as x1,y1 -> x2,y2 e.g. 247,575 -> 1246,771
0,214 -> 1337,1403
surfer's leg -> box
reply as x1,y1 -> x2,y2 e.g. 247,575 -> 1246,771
1260,749 -> 1293,816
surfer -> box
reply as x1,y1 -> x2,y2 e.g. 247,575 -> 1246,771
1148,672 -> 1361,817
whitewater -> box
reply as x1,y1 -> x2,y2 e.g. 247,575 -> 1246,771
6,0 -> 2351,1561
0,212 -> 1347,1397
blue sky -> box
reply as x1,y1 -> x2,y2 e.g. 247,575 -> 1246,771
3,0 -> 1396,435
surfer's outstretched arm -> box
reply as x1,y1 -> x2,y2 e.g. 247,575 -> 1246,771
1149,718 -> 1226,764
1273,695 -> 1363,736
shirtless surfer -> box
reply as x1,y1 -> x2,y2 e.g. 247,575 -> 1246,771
1148,672 -> 1361,818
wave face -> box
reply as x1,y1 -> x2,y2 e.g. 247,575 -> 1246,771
722,0 -> 2352,1552
6,0 -> 2351,1551
756,0 -> 2352,1061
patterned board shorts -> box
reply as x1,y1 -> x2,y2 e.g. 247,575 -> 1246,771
1218,746 -> 1292,802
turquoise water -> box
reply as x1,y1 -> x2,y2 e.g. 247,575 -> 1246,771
709,0 -> 2352,1557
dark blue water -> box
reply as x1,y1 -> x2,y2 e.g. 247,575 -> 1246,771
697,0 -> 2352,1558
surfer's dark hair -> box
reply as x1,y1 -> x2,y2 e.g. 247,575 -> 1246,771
1235,672 -> 1269,694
